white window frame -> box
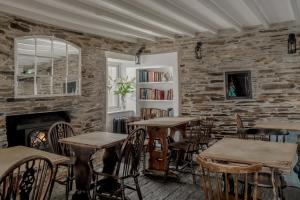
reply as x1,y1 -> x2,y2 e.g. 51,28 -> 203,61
14,36 -> 81,98
107,62 -> 121,111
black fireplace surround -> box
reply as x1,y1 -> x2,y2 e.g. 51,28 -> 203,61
6,111 -> 70,149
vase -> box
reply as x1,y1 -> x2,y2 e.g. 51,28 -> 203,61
120,96 -> 126,110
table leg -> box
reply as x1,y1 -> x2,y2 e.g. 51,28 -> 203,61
72,147 -> 121,200
146,124 -> 188,176
147,126 -> 168,172
72,148 -> 92,200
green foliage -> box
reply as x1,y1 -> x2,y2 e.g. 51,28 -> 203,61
109,76 -> 135,97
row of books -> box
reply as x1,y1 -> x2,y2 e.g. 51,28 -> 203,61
140,88 -> 173,100
140,108 -> 168,119
139,70 -> 165,82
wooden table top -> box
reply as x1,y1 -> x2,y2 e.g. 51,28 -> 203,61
254,121 -> 300,131
59,131 -> 127,149
129,117 -> 198,127
200,138 -> 297,172
0,146 -> 69,177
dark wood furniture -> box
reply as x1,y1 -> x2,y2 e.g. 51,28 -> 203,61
129,117 -> 198,176
235,113 -> 263,139
90,128 -> 147,200
125,116 -> 148,172
47,121 -> 75,199
200,138 -> 298,199
59,131 -> 128,200
197,155 -> 262,200
168,118 -> 214,183
0,155 -> 54,200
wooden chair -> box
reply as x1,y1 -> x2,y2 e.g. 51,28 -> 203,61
235,114 -> 264,140
125,116 -> 148,172
125,116 -> 142,134
236,115 -> 287,199
0,155 -> 54,200
168,118 -> 215,183
197,155 -> 262,200
47,121 -> 75,199
90,128 -> 147,200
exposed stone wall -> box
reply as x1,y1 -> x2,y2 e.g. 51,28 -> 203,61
0,12 -> 139,147
143,22 -> 300,133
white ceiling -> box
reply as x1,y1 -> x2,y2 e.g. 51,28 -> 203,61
0,0 -> 298,43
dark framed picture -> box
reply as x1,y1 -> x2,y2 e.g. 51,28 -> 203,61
225,71 -> 252,100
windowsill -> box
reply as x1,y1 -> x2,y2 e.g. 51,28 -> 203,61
107,110 -> 134,114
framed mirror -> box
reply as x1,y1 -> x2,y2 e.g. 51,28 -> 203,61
15,36 -> 81,98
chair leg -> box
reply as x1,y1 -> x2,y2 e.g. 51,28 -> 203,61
48,166 -> 58,200
134,177 -> 143,200
120,179 -> 126,200
66,166 -> 71,200
69,165 -> 74,191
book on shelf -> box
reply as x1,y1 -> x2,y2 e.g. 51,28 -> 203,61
139,70 -> 167,82
140,88 -> 173,100
140,108 -> 171,119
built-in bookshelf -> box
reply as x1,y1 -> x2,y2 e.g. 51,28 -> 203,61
136,52 -> 178,119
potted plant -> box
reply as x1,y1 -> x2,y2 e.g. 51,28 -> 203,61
109,76 -> 135,110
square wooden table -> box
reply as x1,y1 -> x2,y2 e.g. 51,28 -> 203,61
254,121 -> 300,131
0,146 -> 69,177
201,138 -> 298,199
59,131 -> 128,200
130,117 -> 198,175
200,138 -> 297,172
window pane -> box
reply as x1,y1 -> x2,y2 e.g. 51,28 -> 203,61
53,75 -> 65,95
107,66 -> 119,109
36,76 -> 51,95
36,38 -> 51,57
68,44 -> 80,76
16,76 -> 34,96
37,57 -> 52,76
17,55 -> 35,76
53,40 -> 66,58
17,38 -> 35,56
65,76 -> 79,94
53,56 -> 66,77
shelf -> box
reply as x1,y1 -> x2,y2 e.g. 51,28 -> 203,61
139,99 -> 173,102
138,81 -> 173,84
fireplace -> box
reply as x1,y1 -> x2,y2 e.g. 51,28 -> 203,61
6,111 -> 70,150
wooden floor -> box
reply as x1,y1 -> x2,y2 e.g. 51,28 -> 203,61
51,171 -> 300,200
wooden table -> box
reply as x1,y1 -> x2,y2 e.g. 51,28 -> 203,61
201,138 -> 298,199
254,121 -> 300,131
0,146 -> 69,177
59,131 -> 127,200
129,117 -> 198,176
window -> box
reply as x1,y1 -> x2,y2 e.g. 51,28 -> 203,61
107,63 -> 120,110
15,36 -> 81,98
225,71 -> 252,100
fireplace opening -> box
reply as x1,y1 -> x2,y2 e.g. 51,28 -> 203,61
6,111 -> 70,150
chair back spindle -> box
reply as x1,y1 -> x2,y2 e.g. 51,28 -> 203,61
0,156 -> 54,200
116,128 -> 147,178
125,117 -> 142,135
48,121 -> 75,157
197,155 -> 262,200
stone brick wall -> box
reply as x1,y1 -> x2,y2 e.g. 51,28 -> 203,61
143,22 -> 300,133
0,12 -> 139,147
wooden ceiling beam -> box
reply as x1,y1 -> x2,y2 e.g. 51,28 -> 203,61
129,0 -> 217,34
79,0 -> 195,37
0,0 -> 138,42
36,0 -> 174,39
198,0 -> 242,32
241,0 -> 269,28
